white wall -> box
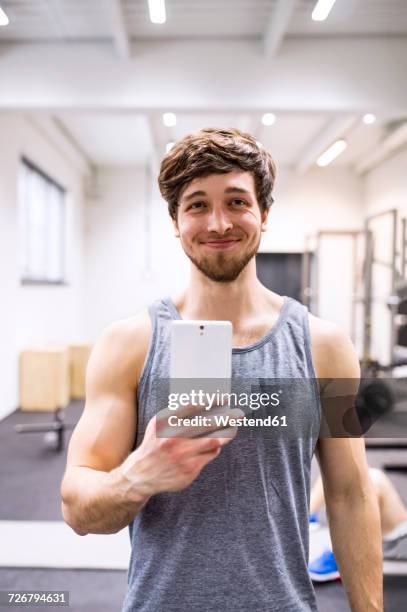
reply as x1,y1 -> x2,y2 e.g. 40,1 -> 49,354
261,166 -> 363,252
0,113 -> 85,419
363,147 -> 407,365
83,166 -> 189,338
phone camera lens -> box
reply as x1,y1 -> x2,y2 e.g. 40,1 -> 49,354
199,325 -> 204,330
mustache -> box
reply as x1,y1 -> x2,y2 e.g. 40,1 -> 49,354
198,234 -> 244,242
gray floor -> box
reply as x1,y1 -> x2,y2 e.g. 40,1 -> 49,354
0,568 -> 406,612
0,568 -> 128,612
0,402 -> 83,521
1,401 -> 407,611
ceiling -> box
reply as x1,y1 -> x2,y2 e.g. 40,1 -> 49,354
1,0 -> 407,42
56,113 -> 153,166
47,109 -> 396,171
1,1 -> 406,172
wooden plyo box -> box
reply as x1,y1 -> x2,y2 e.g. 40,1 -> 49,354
68,344 -> 92,399
20,346 -> 70,411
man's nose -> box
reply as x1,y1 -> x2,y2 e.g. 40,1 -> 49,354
206,208 -> 233,234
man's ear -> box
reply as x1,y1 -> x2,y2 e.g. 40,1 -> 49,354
261,207 -> 270,232
172,217 -> 180,237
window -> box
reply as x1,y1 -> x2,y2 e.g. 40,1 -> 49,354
19,159 -> 66,284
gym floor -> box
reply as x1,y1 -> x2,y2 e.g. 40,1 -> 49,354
1,401 -> 407,611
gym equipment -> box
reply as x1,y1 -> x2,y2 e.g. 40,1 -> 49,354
397,325 -> 407,347
302,230 -> 362,342
302,209 -> 407,365
14,407 -> 75,452
15,343 -> 91,452
362,271 -> 407,462
356,379 -> 394,434
341,378 -> 395,437
302,211 -> 407,461
16,345 -> 72,451
69,343 -> 92,399
19,346 -> 70,411
362,209 -> 399,368
397,299 -> 407,315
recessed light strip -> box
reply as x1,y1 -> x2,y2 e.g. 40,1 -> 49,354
0,6 -> 9,26
148,0 -> 166,25
316,139 -> 347,167
311,0 -> 337,22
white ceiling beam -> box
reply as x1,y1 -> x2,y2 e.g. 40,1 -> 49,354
356,121 -> 407,175
295,115 -> 357,174
105,0 -> 131,59
262,0 -> 297,58
237,114 -> 258,136
146,113 -> 167,175
1,39 -> 407,110
42,0 -> 69,38
53,116 -> 94,166
25,114 -> 92,176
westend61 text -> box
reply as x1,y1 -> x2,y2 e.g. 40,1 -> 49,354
167,389 -> 281,411
167,414 -> 287,427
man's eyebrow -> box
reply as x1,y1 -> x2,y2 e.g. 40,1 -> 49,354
224,186 -> 252,195
182,190 -> 207,202
181,186 -> 252,202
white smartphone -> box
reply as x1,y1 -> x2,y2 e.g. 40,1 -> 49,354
170,320 -> 232,401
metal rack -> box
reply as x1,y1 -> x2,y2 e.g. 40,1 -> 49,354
301,211 -> 407,462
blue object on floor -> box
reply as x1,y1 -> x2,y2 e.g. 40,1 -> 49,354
308,549 -> 341,582
309,512 -> 320,532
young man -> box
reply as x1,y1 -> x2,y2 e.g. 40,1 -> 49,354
61,128 -> 383,611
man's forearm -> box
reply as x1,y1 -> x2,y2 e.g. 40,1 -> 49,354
326,487 -> 383,611
61,465 -> 150,535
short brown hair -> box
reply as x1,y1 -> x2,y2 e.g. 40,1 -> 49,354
158,127 -> 277,219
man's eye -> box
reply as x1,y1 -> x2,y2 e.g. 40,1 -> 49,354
189,202 -> 205,210
230,199 -> 246,207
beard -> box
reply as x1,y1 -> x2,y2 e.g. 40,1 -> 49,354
182,235 -> 261,283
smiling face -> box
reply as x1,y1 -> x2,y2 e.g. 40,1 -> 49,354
173,171 -> 269,282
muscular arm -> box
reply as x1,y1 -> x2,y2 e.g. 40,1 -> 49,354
61,311 -> 232,536
60,312 -> 151,535
310,317 -> 383,612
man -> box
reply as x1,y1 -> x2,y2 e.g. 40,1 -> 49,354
61,128 -> 383,611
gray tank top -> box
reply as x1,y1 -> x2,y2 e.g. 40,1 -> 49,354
122,295 -> 321,612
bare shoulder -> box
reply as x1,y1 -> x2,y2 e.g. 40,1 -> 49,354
307,312 -> 360,379
87,309 -> 152,391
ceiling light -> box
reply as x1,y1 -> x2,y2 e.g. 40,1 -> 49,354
312,0 -> 337,22
148,0 -> 166,24
166,142 -> 174,154
316,139 -> 347,167
163,112 -> 176,127
261,113 -> 276,126
363,113 -> 376,125
0,6 -> 9,26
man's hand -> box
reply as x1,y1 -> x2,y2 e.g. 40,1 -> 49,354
119,404 -> 243,497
